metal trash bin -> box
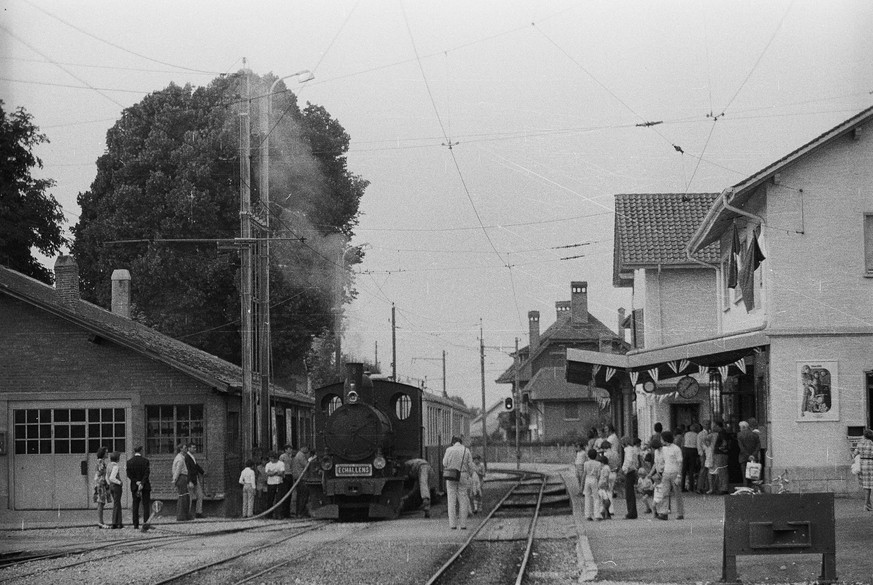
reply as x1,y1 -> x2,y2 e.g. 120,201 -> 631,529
722,492 -> 836,584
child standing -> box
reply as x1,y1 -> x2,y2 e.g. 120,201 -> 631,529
239,459 -> 256,517
574,442 -> 587,496
637,451 -> 655,514
469,455 -> 485,514
597,454 -> 613,520
582,449 -> 602,521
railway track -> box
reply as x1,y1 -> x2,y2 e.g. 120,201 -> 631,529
425,470 -> 561,585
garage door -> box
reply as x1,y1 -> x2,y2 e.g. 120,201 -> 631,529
12,406 -> 128,510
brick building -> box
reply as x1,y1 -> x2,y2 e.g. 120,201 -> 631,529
0,256 -> 313,513
497,282 -> 628,443
567,106 -> 873,492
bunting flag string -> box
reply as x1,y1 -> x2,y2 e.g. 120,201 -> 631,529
629,371 -> 639,386
718,365 -> 730,379
648,367 -> 659,383
605,367 -> 616,382
734,358 -> 747,374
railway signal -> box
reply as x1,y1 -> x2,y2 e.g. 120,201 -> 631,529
504,396 -> 514,411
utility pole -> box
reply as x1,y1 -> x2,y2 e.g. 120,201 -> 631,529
480,319 -> 487,469
391,303 -> 397,381
238,63 -> 254,459
258,74 -> 272,451
514,337 -> 520,470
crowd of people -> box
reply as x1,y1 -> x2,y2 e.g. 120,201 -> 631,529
573,419 -> 766,521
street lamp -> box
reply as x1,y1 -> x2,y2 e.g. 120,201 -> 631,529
257,69 -> 313,450
335,243 -> 369,378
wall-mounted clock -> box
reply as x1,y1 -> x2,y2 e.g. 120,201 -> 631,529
676,375 -> 700,399
643,379 -> 657,393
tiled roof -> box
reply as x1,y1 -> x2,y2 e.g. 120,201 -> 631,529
495,310 -> 624,384
614,193 -> 721,282
526,366 -> 594,401
0,264 -> 312,404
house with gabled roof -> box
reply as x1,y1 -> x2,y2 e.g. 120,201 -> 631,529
567,106 -> 873,492
496,281 -> 628,443
0,256 -> 313,513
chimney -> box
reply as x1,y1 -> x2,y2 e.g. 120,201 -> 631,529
111,269 -> 131,318
528,311 -> 540,351
54,255 -> 80,304
617,307 -> 626,343
555,300 -> 570,321
571,281 -> 588,325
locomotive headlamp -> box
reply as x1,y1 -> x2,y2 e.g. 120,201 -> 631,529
320,455 -> 334,471
373,451 -> 386,470
347,390 -> 359,404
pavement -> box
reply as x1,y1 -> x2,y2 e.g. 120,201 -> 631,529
2,464 -> 871,584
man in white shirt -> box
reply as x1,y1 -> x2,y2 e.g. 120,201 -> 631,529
695,421 -> 710,494
442,436 -> 473,530
655,431 -> 684,521
264,452 -> 285,520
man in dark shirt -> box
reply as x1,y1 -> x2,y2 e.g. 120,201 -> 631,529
127,445 -> 151,530
185,443 -> 205,518
737,420 -> 761,485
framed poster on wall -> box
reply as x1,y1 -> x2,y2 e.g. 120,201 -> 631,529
797,361 -> 838,421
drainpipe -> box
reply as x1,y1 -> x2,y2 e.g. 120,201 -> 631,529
722,187 -> 764,225
685,247 -> 723,336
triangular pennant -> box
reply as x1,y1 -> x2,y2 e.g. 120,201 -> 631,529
648,367 -> 659,383
629,371 -> 639,386
718,365 -> 729,379
734,358 -> 747,374
591,364 -> 601,380
678,359 -> 690,373
698,364 -> 708,377
605,367 -> 616,382
667,361 -> 679,374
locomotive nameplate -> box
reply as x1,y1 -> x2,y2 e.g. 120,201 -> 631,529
335,464 -> 373,477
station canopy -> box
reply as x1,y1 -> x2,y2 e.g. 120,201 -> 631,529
566,330 -> 769,388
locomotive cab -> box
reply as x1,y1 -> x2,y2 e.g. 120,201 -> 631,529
308,363 -> 423,519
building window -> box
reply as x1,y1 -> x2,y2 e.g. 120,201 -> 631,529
864,213 -> 873,276
564,402 -> 579,421
13,408 -> 126,456
146,405 -> 204,455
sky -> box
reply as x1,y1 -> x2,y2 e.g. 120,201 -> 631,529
2,0 -> 872,412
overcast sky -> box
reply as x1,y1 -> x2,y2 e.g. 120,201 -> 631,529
2,0 -> 872,410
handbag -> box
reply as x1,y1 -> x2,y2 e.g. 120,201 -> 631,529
745,461 -> 762,480
851,454 -> 861,475
444,468 -> 460,482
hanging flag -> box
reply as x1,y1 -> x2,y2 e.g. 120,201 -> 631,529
629,371 -> 639,386
668,361 -> 679,374
605,367 -> 616,382
738,238 -> 756,311
727,222 -> 740,288
734,358 -> 747,374
698,364 -> 708,377
591,364 -> 601,380
718,365 -> 730,379
648,367 -> 659,383
750,226 -> 766,271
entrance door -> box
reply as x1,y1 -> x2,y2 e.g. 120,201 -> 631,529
12,405 -> 128,509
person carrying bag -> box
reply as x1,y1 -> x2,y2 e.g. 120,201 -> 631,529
442,436 -> 473,529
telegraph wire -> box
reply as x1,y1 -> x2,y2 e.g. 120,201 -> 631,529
22,0 -> 220,75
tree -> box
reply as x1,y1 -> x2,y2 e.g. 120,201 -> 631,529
0,101 -> 67,284
71,73 -> 368,385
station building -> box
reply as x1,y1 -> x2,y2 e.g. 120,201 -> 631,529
567,106 -> 873,492
0,256 -> 313,514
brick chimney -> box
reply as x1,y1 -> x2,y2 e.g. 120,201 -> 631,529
571,281 -> 588,325
111,269 -> 131,318
555,300 -> 570,321
528,311 -> 540,351
54,255 -> 80,304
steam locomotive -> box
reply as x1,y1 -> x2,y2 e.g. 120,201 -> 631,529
306,363 -> 440,519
